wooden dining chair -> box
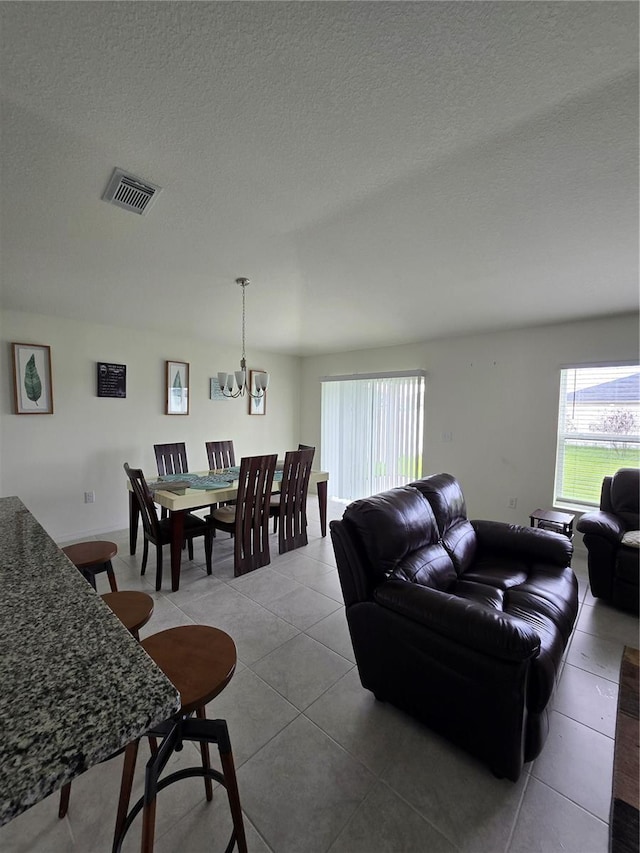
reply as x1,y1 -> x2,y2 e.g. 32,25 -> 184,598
205,440 -> 236,470
205,441 -> 237,527
269,447 -> 315,553
154,442 -> 189,476
154,443 -> 189,518
207,454 -> 277,576
124,463 -> 213,590
270,444 -> 315,530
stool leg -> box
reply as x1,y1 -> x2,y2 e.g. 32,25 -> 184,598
141,797 -> 157,853
219,739 -> 247,853
114,739 -> 139,848
82,569 -> 98,590
58,781 -> 71,818
105,560 -> 119,592
196,706 -> 213,802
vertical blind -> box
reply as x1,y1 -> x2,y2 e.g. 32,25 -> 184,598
321,371 -> 425,502
554,363 -> 640,507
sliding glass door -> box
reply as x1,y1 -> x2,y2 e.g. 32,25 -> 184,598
321,371 -> 425,502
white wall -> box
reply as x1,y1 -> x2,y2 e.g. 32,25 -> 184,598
3,310 -> 637,542
1,309 -> 301,540
300,313 -> 639,527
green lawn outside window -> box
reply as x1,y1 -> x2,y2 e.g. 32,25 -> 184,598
560,445 -> 640,505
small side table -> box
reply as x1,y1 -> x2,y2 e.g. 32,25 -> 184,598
530,508 -> 575,539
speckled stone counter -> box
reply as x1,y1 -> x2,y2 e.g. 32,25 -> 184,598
0,496 -> 180,826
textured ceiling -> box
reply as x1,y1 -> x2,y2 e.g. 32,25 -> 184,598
1,2 -> 638,356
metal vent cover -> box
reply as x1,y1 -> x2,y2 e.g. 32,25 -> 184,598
102,168 -> 162,215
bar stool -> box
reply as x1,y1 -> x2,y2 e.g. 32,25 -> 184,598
62,540 -> 119,592
113,625 -> 247,853
101,591 -> 155,641
58,591 -> 154,819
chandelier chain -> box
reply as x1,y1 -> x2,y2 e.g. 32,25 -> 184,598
241,281 -> 247,363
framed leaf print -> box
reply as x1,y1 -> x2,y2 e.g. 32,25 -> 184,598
166,360 -> 189,415
12,343 -> 54,414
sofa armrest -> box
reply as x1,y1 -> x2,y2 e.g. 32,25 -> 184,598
576,510 -> 626,544
374,578 -> 540,662
472,519 -> 572,566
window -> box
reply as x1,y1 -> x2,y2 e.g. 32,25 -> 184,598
321,371 -> 425,502
554,364 -> 640,507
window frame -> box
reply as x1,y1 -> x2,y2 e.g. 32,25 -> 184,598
553,361 -> 640,509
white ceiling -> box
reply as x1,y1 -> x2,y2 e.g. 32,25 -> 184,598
1,2 -> 638,356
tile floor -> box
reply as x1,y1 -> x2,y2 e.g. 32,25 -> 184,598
2,499 -> 638,853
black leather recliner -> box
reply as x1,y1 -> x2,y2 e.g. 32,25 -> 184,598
576,467 -> 639,614
330,473 -> 578,782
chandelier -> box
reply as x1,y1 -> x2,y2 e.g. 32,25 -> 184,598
218,277 -> 269,399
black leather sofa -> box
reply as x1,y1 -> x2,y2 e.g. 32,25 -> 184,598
330,473 -> 578,781
576,467 -> 639,614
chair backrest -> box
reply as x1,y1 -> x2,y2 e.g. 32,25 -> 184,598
409,473 -> 477,574
297,444 -> 316,464
206,440 -> 236,470
154,443 -> 188,476
124,463 -> 161,542
602,468 -> 640,529
341,485 -> 449,588
278,448 -> 315,553
233,454 -> 277,575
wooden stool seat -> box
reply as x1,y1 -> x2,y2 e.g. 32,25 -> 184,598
62,540 -> 118,592
141,625 -> 236,711
114,625 -> 247,853
101,591 -> 154,640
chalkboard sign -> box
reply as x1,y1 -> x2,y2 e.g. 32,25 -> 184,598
97,362 -> 126,398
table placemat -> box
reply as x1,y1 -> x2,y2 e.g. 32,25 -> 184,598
159,469 -> 283,490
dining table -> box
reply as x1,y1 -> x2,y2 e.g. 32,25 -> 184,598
128,467 -> 329,592
0,496 -> 180,827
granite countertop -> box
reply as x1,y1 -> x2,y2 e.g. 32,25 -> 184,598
0,496 -> 180,826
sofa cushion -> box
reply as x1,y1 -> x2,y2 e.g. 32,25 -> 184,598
441,520 -> 477,574
342,486 -> 443,585
410,474 -> 478,573
389,542 -> 457,589
410,473 -> 467,534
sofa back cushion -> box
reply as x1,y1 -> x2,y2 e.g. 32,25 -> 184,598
342,486 -> 456,589
410,473 -> 478,574
610,468 -> 640,530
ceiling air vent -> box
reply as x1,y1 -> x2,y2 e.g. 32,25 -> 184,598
102,168 -> 162,215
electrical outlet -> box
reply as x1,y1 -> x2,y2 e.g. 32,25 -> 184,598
84,491 -> 95,504
508,497 -> 517,509
442,431 -> 453,443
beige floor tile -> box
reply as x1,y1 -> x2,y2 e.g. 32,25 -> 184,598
566,628 -> 627,682
305,669 -> 416,776
382,724 -> 527,853
509,777 -> 608,853
237,715 -> 375,853
531,710 -> 614,821
178,584 -> 299,665
203,668 -> 299,767
262,585 -> 341,631
553,663 -> 619,737
328,780 -> 457,853
252,632 -> 354,710
305,608 -> 355,662
577,601 -> 640,647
